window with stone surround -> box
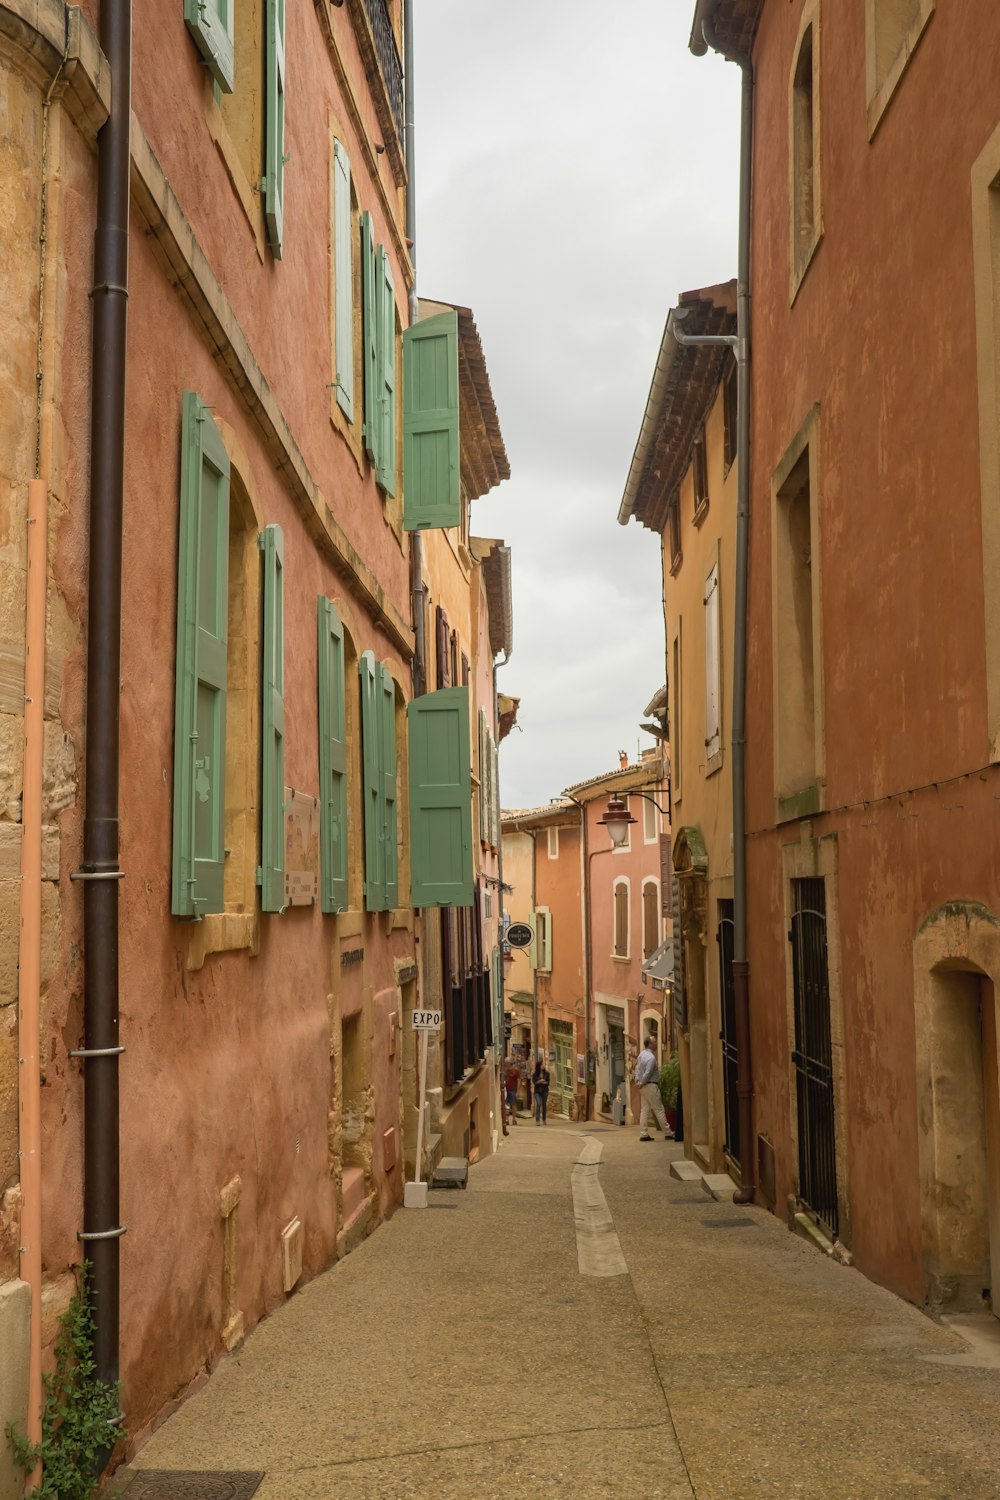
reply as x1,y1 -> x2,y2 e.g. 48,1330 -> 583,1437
865,0 -> 934,139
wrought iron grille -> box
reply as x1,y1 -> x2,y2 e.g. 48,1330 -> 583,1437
789,877 -> 839,1237
362,0 -> 404,142
717,901 -> 740,1164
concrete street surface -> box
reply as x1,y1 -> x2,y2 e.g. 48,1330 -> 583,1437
111,1123 -> 1000,1498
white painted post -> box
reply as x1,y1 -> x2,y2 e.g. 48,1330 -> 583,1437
414,1026 -> 428,1186
405,1009 -> 440,1208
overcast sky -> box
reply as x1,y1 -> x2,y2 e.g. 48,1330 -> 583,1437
414,1 -> 740,809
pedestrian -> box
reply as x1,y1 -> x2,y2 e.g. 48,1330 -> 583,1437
504,1059 -> 521,1124
634,1037 -> 671,1141
532,1059 -> 550,1125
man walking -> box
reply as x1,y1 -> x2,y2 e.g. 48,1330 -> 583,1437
634,1037 -> 670,1140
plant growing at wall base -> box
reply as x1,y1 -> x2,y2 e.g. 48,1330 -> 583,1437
7,1264 -> 122,1499
659,1052 -> 680,1112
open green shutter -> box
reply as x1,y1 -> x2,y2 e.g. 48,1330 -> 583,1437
333,141 -> 354,422
318,596 -> 348,913
492,735 -> 500,846
360,650 -> 385,910
403,310 -> 461,531
528,915 -> 538,971
172,392 -> 230,919
264,0 -> 286,258
478,708 -> 487,842
407,686 -> 473,908
361,212 -> 378,463
376,246 -> 397,496
380,664 -> 398,908
260,524 -> 285,911
184,0 -> 234,91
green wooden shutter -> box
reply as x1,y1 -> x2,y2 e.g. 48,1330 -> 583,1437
478,708 -> 487,842
528,914 -> 538,971
376,246 -> 397,496
260,524 -> 285,911
318,596 -> 348,913
403,310 -> 460,531
333,141 -> 354,422
360,649 -> 386,910
184,0 -> 234,91
407,686 -> 473,907
361,212 -> 378,463
491,735 -> 500,846
380,663 -> 398,908
264,0 -> 286,258
539,907 -> 552,972
172,391 -> 230,919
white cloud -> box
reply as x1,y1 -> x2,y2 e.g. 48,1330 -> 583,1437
414,0 -> 741,806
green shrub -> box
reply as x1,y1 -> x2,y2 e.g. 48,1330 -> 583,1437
659,1052 -> 680,1110
7,1265 -> 122,1499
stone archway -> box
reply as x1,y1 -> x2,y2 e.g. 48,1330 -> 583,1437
914,902 -> 1000,1316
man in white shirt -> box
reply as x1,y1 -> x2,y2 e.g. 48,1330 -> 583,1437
634,1037 -> 670,1140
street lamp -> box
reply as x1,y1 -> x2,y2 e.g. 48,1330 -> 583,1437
597,795 -> 637,850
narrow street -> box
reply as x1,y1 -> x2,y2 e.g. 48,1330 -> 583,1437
113,1126 -> 1000,1500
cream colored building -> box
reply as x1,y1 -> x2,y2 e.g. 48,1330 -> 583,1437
620,283 -> 739,1178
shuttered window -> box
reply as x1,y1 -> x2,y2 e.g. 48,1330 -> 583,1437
360,650 -> 385,910
705,560 -> 721,761
380,663 -> 398,908
264,0 -> 286,258
376,245 -> 397,495
332,141 -> 354,422
478,708 -> 488,842
643,880 -> 660,959
361,211 -> 378,462
318,596 -> 348,912
403,310 -> 461,531
172,392 -> 231,918
491,735 -> 500,847
407,686 -> 473,908
184,0 -> 234,92
614,880 -> 629,959
260,524 -> 286,911
536,907 -> 552,972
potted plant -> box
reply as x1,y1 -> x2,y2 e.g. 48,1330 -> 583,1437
659,1052 -> 680,1134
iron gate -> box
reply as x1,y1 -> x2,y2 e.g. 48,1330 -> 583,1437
789,878 -> 838,1237
716,901 -> 740,1164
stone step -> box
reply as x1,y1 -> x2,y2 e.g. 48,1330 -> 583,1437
431,1156 -> 469,1190
702,1173 -> 738,1202
669,1159 -> 703,1183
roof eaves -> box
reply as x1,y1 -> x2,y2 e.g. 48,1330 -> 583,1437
563,761 -> 666,802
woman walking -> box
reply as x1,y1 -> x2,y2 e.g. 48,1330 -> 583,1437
532,1059 -> 550,1125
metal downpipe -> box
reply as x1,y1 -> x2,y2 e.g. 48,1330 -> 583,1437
703,15 -> 756,1203
403,0 -> 425,697
82,0 -> 131,1394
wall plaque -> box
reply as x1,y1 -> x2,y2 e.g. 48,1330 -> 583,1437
284,788 -> 319,906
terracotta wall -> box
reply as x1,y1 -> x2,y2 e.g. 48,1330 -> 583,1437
744,0 -> 1000,1300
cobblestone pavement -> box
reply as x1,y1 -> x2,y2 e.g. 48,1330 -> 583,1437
111,1123 -> 1000,1499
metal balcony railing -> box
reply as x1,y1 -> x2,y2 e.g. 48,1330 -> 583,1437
362,0 -> 404,143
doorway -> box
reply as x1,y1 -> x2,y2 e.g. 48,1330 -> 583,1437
717,900 -> 740,1167
789,877 -> 838,1238
608,1020 -> 625,1109
550,1021 -> 574,1117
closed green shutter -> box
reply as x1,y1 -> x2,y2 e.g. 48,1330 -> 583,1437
184,0 -> 234,91
380,663 -> 398,908
172,391 -> 230,919
491,735 -> 500,846
376,246 -> 397,496
260,524 -> 286,911
403,310 -> 460,531
333,141 -> 354,422
361,212 -> 378,463
407,686 -> 473,907
478,708 -> 487,842
318,595 -> 348,913
360,649 -> 385,910
264,0 -> 286,258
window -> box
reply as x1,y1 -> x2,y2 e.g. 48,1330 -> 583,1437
642,880 -> 660,961
672,628 -> 683,802
185,0 -> 234,91
723,358 -> 738,475
773,411 -> 823,817
547,827 -> 559,859
360,652 -> 398,911
790,12 -> 821,296
704,559 -> 722,767
534,907 -> 552,973
407,686 -> 473,908
643,798 -> 658,844
260,523 -> 286,911
613,880 -> 630,959
318,596 -> 348,913
375,245 -> 398,496
865,0 -> 934,138
693,436 -> 709,524
263,0 -> 285,256
331,139 -> 355,423
667,493 -> 682,573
